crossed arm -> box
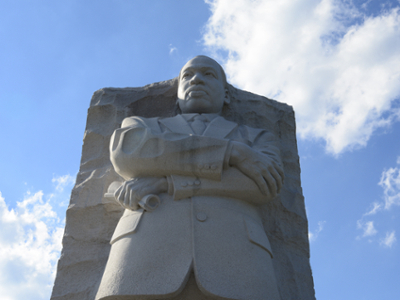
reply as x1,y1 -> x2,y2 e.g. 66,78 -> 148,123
110,117 -> 284,210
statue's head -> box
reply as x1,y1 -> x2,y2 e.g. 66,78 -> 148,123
177,55 -> 230,114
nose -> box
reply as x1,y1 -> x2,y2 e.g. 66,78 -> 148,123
190,72 -> 204,85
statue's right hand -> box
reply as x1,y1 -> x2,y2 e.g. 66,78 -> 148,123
114,177 -> 168,210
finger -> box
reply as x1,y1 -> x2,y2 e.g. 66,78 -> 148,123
126,181 -> 140,209
252,173 -> 271,198
269,167 -> 283,193
120,181 -> 134,209
271,161 -> 285,183
262,169 -> 277,198
125,180 -> 136,189
129,188 -> 139,210
129,178 -> 146,190
114,184 -> 124,200
123,182 -> 132,207
237,162 -> 270,197
116,181 -> 128,204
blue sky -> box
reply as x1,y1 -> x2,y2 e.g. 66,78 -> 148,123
0,1 -> 399,299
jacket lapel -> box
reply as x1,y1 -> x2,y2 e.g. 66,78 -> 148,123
160,115 -> 237,139
203,116 -> 238,139
159,115 -> 194,135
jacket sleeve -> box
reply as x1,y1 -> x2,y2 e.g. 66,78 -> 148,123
250,128 -> 283,169
110,116 -> 230,181
170,127 -> 283,205
170,168 -> 268,205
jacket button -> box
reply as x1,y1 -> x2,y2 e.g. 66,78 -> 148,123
181,181 -> 188,187
194,180 -> 201,186
204,164 -> 210,169
196,212 -> 207,222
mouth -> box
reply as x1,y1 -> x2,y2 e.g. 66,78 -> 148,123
188,90 -> 207,97
187,88 -> 208,97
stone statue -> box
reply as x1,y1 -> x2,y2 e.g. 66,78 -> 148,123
95,56 -> 285,300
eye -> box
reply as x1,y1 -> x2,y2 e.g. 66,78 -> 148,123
205,71 -> 216,77
182,73 -> 192,80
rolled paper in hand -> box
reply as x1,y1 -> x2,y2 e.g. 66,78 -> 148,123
104,181 -> 160,212
138,194 -> 160,212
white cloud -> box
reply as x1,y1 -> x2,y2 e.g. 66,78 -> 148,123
52,174 -> 75,193
169,44 -> 177,55
309,220 -> 326,242
203,0 -> 400,155
380,230 -> 396,248
0,175 -> 73,300
357,220 -> 378,237
51,174 -> 76,207
357,157 -> 399,245
379,156 -> 400,209
363,202 -> 382,216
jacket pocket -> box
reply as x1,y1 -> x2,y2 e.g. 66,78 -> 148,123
110,209 -> 144,244
244,216 -> 273,258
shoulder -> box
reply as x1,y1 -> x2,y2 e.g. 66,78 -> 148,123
121,116 -> 160,128
234,122 -> 266,144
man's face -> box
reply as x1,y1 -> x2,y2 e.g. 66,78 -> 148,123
177,56 -> 229,114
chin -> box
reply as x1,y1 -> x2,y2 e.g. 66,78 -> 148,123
180,98 -> 212,114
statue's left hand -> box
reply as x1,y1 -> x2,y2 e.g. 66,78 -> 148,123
229,141 -> 284,199
114,177 -> 168,210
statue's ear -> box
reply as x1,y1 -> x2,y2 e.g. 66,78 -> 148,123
224,88 -> 230,104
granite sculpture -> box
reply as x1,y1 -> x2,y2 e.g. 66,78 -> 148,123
51,56 -> 315,300
96,56 -> 283,300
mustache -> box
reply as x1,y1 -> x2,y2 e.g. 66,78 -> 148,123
187,87 -> 208,93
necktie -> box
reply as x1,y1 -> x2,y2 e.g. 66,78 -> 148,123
190,114 -> 207,135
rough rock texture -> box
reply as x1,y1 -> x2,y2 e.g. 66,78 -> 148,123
51,79 -> 315,300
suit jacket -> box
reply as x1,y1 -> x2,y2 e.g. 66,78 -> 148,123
96,114 -> 282,300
